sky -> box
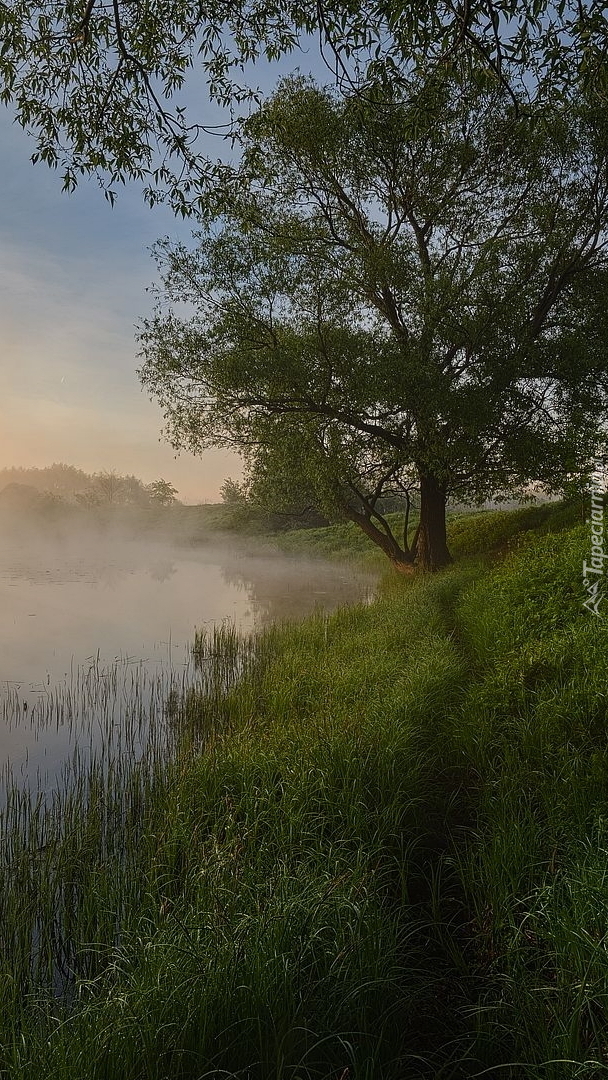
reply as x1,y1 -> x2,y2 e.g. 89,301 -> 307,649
0,36 -> 328,503
0,83 -> 245,503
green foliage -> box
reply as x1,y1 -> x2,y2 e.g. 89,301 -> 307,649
139,75 -> 608,571
1,2 -> 607,210
145,477 -> 179,505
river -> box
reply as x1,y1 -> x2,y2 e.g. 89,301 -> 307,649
0,529 -> 375,791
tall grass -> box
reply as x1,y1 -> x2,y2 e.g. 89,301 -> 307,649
437,521 -> 608,1077
0,502 -> 606,1078
0,569 -> 490,1078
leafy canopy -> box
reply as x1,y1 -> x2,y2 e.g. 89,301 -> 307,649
139,76 -> 608,485
1,1 -> 607,211
138,73 -> 608,564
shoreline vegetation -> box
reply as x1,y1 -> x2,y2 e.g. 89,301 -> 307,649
1,498 -> 607,1077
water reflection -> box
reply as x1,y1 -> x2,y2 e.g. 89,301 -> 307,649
149,560 -> 177,583
0,534 -> 375,791
220,554 -> 375,626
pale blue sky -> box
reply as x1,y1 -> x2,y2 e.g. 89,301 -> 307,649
0,41 -> 322,502
0,102 -> 246,502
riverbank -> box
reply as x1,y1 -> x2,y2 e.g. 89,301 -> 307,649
2,500 -> 606,1078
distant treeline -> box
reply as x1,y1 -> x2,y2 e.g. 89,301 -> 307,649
0,465 -> 179,508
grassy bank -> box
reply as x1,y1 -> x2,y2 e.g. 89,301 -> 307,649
0,501 -> 606,1078
271,497 -> 580,564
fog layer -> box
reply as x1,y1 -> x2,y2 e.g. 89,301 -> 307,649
0,500 -> 375,786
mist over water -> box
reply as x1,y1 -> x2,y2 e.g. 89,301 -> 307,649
0,514 -> 375,792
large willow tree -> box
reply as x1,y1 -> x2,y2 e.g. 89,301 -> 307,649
139,75 -> 608,571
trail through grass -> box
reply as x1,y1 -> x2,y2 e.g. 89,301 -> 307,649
0,499 -> 606,1078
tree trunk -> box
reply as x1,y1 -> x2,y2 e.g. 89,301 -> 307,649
345,507 -> 415,573
415,473 -> 453,572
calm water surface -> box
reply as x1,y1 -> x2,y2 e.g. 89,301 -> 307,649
0,533 -> 375,790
